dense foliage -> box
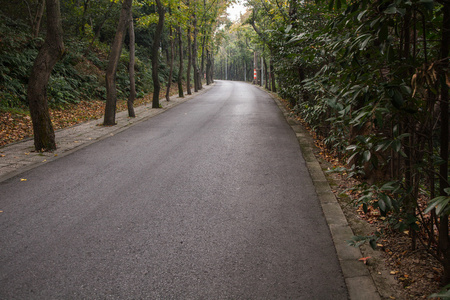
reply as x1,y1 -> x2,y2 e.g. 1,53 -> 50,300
0,0 -> 227,112
216,0 -> 450,289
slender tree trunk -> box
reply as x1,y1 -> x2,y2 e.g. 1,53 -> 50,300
177,26 -> 184,97
103,0 -> 132,125
192,5 -> 199,92
89,1 -> 115,49
32,0 -> 46,38
211,55 -> 214,83
206,49 -> 211,85
166,17 -> 174,101
200,35 -> 206,88
151,0 -> 165,108
186,15 -> 192,95
270,58 -> 276,92
264,57 -> 269,90
127,10 -> 136,118
27,0 -> 64,151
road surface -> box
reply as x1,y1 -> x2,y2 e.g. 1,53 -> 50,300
0,81 -> 348,299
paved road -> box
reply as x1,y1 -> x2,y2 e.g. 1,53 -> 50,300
0,81 -> 348,299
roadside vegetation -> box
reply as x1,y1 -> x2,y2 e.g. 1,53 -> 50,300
0,0 -> 227,148
214,0 -> 449,297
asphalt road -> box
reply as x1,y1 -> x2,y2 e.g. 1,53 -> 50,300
0,81 -> 348,299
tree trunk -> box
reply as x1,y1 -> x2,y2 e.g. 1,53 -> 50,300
177,26 -> 184,97
206,49 -> 211,85
103,0 -> 132,125
264,57 -> 269,90
151,0 -> 165,108
211,55 -> 214,83
89,1 -> 115,49
270,58 -> 276,92
200,35 -> 206,88
192,6 -> 199,92
165,17 -> 174,101
186,15 -> 192,95
27,0 -> 64,151
32,0 -> 46,38
127,9 -> 136,118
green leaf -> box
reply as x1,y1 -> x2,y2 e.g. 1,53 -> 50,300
378,198 -> 386,212
425,196 -> 450,215
430,284 -> 450,299
369,239 -> 377,250
384,5 -> 398,14
380,193 -> 392,209
363,150 -> 371,162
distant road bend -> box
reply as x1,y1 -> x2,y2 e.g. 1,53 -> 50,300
0,80 -> 348,299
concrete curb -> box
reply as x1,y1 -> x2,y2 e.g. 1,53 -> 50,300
0,84 -> 215,183
266,88 -> 381,300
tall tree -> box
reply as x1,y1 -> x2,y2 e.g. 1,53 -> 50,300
177,25 -> 184,97
151,0 -> 165,108
186,3 -> 193,95
27,0 -> 64,151
192,0 -> 200,92
165,7 -> 174,101
103,0 -> 133,125
127,6 -> 136,118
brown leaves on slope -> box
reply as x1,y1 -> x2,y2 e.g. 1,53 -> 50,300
0,85 -> 179,148
0,112 -> 33,147
0,97 -> 149,148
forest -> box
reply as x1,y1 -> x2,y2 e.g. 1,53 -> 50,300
0,0 -> 449,297
0,0 -> 227,149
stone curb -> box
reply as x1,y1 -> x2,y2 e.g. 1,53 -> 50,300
264,86 -> 381,300
0,84 -> 214,183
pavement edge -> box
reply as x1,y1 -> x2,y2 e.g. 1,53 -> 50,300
266,88 -> 382,300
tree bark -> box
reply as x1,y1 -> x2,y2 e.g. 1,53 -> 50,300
192,5 -> 199,92
206,49 -> 211,85
127,9 -> 136,118
186,12 -> 192,95
264,56 -> 269,90
103,0 -> 132,125
270,58 -> 276,92
165,14 -> 174,102
27,0 -> 64,151
151,0 -> 165,108
177,26 -> 184,97
32,0 -> 46,38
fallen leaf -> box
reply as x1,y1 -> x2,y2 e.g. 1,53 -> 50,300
359,257 -> 371,264
390,271 -> 399,275
20,178 -> 27,181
